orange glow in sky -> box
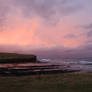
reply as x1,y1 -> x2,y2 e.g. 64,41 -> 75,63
0,15 -> 87,49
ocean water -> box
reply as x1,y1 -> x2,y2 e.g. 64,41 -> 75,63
40,58 -> 92,72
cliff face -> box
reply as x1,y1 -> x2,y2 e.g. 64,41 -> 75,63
0,53 -> 37,63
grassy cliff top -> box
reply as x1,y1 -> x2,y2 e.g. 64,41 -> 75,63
0,52 -> 36,59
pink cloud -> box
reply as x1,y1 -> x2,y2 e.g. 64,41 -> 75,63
0,14 -> 87,50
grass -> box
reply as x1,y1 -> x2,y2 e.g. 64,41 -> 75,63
0,52 -> 37,63
0,53 -> 36,59
0,72 -> 92,92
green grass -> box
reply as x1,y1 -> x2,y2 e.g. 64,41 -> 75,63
0,72 -> 92,92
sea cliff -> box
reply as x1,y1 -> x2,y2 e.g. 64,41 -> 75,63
0,53 -> 37,63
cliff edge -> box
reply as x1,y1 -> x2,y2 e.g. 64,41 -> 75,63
0,53 -> 37,63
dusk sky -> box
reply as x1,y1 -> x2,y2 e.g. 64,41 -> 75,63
0,0 -> 92,59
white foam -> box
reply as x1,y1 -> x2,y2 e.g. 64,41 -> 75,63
40,59 -> 51,62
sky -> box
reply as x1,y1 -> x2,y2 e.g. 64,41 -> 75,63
0,0 -> 92,59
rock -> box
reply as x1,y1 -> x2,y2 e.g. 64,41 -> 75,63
0,53 -> 37,63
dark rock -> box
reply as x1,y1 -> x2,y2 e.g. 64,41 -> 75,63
0,53 -> 37,63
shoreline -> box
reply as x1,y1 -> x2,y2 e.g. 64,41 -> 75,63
0,62 -> 80,76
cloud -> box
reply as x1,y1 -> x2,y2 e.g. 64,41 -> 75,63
81,23 -> 92,29
64,34 -> 77,38
0,0 -> 82,30
78,23 -> 92,46
0,0 -> 9,30
87,30 -> 92,37
18,46 -> 92,59
12,0 -> 82,23
0,0 -> 84,48
0,0 -> 92,58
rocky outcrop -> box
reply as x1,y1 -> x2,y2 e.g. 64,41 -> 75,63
0,53 -> 37,63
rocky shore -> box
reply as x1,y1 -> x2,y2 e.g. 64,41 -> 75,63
0,62 -> 79,76
0,53 -> 79,76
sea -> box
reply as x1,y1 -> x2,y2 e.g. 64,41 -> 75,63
40,58 -> 92,72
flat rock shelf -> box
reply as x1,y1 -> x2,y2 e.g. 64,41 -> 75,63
0,62 -> 79,76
